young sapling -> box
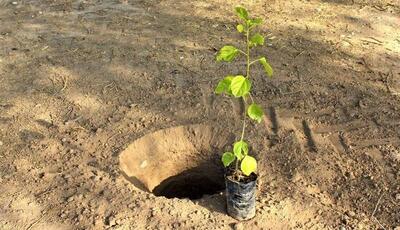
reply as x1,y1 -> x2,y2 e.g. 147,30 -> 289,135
215,6 -> 273,181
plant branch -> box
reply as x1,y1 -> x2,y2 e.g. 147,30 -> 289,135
249,58 -> 261,66
237,49 -> 247,56
249,93 -> 255,103
371,191 -> 384,218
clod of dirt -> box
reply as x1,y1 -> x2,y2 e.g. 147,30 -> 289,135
234,222 -> 244,230
119,125 -> 233,199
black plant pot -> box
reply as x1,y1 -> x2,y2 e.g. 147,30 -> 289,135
225,172 -> 257,221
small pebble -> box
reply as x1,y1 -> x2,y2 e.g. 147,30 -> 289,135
108,216 -> 117,226
395,193 -> 400,201
0,141 -> 3,146
234,222 -> 244,230
11,1 -> 18,5
346,210 -> 356,217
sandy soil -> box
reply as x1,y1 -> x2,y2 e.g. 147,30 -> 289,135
0,0 -> 399,229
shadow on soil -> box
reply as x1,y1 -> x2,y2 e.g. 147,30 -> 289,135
152,163 -> 225,200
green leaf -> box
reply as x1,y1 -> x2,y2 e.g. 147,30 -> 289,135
250,33 -> 264,47
241,155 -> 257,176
215,76 -> 234,95
236,24 -> 244,33
216,46 -> 239,62
235,6 -> 249,20
222,152 -> 236,167
230,75 -> 251,97
233,140 -> 248,160
247,103 -> 264,123
259,57 -> 273,77
248,18 -> 263,27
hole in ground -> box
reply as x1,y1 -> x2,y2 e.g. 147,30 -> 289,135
153,161 -> 225,199
119,125 -> 233,200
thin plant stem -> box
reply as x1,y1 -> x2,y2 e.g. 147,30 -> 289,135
246,27 -> 250,78
234,97 -> 247,181
241,25 -> 251,141
235,25 -> 251,178
249,93 -> 255,103
240,99 -> 247,141
235,157 -> 239,175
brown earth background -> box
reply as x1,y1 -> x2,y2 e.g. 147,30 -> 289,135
0,0 -> 399,229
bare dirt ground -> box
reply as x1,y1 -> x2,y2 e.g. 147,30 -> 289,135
0,0 -> 399,229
